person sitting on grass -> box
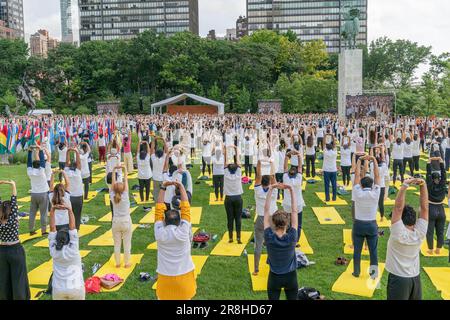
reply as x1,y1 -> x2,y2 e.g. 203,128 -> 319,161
264,182 -> 298,300
110,165 -> 133,268
0,180 -> 30,300
154,180 -> 196,300
48,198 -> 85,300
385,178 -> 428,300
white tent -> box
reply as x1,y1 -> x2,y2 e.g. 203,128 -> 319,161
28,109 -> 54,116
151,93 -> 225,115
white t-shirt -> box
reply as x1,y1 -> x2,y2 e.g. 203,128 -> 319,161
282,172 -> 305,213
58,147 -> 67,163
403,142 -> 413,158
391,142 -> 404,160
224,167 -> 243,196
202,142 -> 212,157
64,168 -> 83,197
212,155 -> 225,175
110,191 -> 131,222
385,219 -> 427,278
322,149 -> 337,172
370,163 -> 389,188
352,184 -> 381,221
254,185 -> 278,216
27,168 -> 50,194
137,154 -> 152,180
98,137 -> 106,147
48,191 -> 72,225
340,147 -> 352,167
79,152 -> 90,179
151,154 -> 165,181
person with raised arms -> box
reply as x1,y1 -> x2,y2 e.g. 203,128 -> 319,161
385,178 -> 428,300
136,139 -> 152,203
64,148 -> 84,230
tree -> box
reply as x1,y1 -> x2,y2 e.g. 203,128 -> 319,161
0,39 -> 28,95
207,83 -> 222,102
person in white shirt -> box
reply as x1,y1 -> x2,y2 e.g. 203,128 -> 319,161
282,149 -> 305,242
305,133 -> 316,178
243,135 -> 255,177
154,180 -> 196,300
370,145 -> 390,221
78,142 -> 91,200
352,155 -> 381,278
322,138 -> 338,202
403,137 -> 414,176
64,148 -> 84,230
57,141 -> 67,170
212,145 -> 225,202
98,133 -> 106,163
274,142 -> 286,200
253,160 -> 278,276
412,134 -> 421,173
48,201 -> 84,300
340,137 -> 352,187
201,138 -> 212,177
385,178 -> 428,300
27,146 -> 50,236
392,137 -> 405,184
136,140 -> 152,202
224,146 -> 244,243
150,136 -> 167,203
110,165 -> 133,268
49,170 -> 72,228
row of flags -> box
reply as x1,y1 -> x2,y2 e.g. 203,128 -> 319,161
0,118 -> 117,155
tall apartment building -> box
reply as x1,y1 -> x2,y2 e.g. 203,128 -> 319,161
78,0 -> 199,42
30,30 -> 59,58
236,15 -> 248,39
60,0 -> 74,43
0,19 -> 16,39
247,0 -> 368,53
0,0 -> 24,38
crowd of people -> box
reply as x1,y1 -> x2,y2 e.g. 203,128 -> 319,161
0,113 -> 450,300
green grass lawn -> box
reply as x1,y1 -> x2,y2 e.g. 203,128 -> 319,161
0,154 -> 448,300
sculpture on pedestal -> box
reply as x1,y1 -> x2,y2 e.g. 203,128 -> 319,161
341,6 -> 361,50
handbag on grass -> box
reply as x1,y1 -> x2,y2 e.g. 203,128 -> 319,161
100,273 -> 123,290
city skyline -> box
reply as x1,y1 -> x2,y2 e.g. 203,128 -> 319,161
19,0 -> 450,57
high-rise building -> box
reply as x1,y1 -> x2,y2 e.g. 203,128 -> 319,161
236,15 -> 248,39
246,0 -> 367,53
78,0 -> 199,43
0,19 -> 16,39
225,28 -> 237,41
207,29 -> 216,40
0,0 -> 24,38
30,30 -> 59,58
60,0 -> 74,43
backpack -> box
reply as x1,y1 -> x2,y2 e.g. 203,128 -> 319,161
193,232 -> 210,243
296,249 -> 309,269
85,276 -> 102,294
297,287 -> 322,300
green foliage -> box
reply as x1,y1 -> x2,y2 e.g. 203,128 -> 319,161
0,39 -> 28,95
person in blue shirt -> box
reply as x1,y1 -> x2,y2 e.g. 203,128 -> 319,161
263,182 -> 298,300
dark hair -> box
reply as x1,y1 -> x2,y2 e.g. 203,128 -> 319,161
272,210 -> 289,230
360,176 -> 374,189
402,205 -> 417,226
405,137 -> 411,144
306,135 -> 313,148
0,200 -> 12,222
165,209 -> 181,226
261,175 -> 270,187
32,160 -> 40,169
155,149 -> 164,158
169,165 -> 178,175
55,228 -> 70,250
396,138 -> 401,144
139,143 -> 147,160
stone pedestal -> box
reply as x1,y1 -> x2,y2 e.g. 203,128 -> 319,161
338,49 -> 363,119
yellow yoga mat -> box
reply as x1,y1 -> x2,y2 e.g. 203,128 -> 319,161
98,206 -> 138,222
18,196 -> 31,203
376,212 -> 391,228
104,193 -> 110,206
332,260 -> 385,298
88,224 -> 139,246
210,231 -> 253,257
391,181 -> 416,190
384,197 -> 396,206
20,211 -> 41,220
152,255 -> 209,290
298,231 -> 314,254
83,191 -> 99,203
19,230 -> 45,243
343,229 -> 369,256
414,192 -> 448,204
132,192 -> 154,205
445,208 -> 450,222
33,225 -> 101,248
338,181 -> 352,191
205,180 -> 213,186
247,254 -> 270,291
312,207 -> 345,225
91,177 -> 103,184
147,226 -> 199,250
249,183 -> 255,190
315,192 -> 348,206
28,250 -> 91,286
127,172 -> 138,180
92,173 -> 105,179
92,163 -> 105,170
302,181 -> 306,191
420,240 -> 449,257
209,193 -> 224,205
303,175 -> 322,182
423,267 -> 450,300
140,210 -> 155,224
139,206 -> 203,225
93,253 -> 144,292
30,287 -> 43,300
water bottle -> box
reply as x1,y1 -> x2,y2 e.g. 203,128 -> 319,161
212,234 -> 218,242
243,249 -> 248,257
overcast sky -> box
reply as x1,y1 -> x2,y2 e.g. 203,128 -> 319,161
23,0 -> 449,55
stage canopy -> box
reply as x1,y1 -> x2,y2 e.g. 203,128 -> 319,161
151,93 -> 225,115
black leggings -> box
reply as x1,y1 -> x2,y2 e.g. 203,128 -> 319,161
413,156 -> 420,172
426,203 -> 446,250
224,195 -> 243,240
213,175 -> 224,199
70,196 -> 83,230
341,165 -> 351,186
275,173 -> 284,199
378,187 -> 386,218
0,244 -> 30,300
83,177 -> 90,200
403,157 -> 414,176
305,154 -> 316,177
244,155 -> 252,177
202,157 -> 211,176
267,270 -> 298,300
138,179 -> 150,201
393,159 -> 404,183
